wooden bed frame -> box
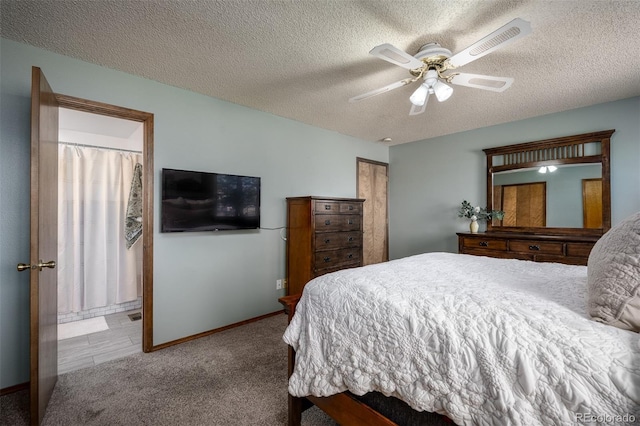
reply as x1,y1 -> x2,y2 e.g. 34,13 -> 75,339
279,294 -> 443,426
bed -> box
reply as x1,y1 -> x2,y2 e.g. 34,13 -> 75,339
281,252 -> 640,425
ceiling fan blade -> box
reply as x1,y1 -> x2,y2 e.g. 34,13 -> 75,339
409,93 -> 429,115
449,73 -> 514,92
369,43 -> 425,70
349,78 -> 413,102
447,18 -> 532,68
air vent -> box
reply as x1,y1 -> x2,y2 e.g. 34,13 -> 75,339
128,312 -> 142,321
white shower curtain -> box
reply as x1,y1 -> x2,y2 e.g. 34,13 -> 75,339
58,144 -> 143,313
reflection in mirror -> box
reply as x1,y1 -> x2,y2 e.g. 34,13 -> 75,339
493,164 -> 602,228
484,129 -> 614,235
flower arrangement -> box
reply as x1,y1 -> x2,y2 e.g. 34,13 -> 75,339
457,200 -> 504,222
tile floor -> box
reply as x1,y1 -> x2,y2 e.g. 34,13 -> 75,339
58,309 -> 142,374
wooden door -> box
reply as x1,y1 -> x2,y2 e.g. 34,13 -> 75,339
29,67 -> 59,425
583,178 -> 603,228
500,182 -> 546,227
357,158 -> 388,265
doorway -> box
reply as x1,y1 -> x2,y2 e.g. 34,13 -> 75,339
28,68 -> 154,425
56,108 -> 144,373
55,94 -> 154,357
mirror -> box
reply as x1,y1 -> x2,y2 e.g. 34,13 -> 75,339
484,130 -> 614,236
493,163 -> 602,228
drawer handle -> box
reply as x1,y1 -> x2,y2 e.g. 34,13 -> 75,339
324,257 -> 331,263
324,204 -> 332,210
348,205 -> 354,210
479,241 -> 488,247
348,219 -> 354,225
347,254 -> 353,259
325,220 -> 331,225
348,237 -> 353,242
529,245 -> 541,251
324,238 -> 331,244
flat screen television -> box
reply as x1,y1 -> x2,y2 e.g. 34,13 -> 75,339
161,168 -> 260,232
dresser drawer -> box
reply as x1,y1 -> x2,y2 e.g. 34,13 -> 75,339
314,248 -> 361,272
535,254 -> 588,266
510,240 -> 564,255
463,248 -> 533,261
566,242 -> 595,258
461,236 -> 507,251
315,214 -> 361,232
315,231 -> 362,251
314,262 -> 360,278
339,202 -> 361,214
314,200 -> 362,215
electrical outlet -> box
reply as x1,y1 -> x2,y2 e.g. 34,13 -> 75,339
276,279 -> 283,290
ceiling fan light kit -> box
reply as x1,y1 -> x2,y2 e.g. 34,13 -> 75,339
539,165 -> 558,174
410,73 -> 453,106
409,83 -> 430,106
433,81 -> 453,102
350,18 -> 533,116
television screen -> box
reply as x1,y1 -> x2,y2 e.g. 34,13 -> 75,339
161,168 -> 260,232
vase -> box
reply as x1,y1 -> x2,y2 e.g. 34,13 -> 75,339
469,219 -> 479,234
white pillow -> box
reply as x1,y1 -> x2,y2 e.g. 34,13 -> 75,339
587,211 -> 640,332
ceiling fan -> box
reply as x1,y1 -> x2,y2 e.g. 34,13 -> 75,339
349,18 -> 532,116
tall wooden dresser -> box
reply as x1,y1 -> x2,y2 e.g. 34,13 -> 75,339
286,196 -> 364,295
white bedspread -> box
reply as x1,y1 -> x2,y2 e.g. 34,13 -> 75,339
283,253 -> 640,425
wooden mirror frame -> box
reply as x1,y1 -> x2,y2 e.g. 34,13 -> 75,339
484,130 -> 614,236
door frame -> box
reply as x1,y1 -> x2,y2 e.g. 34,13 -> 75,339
55,94 -> 155,352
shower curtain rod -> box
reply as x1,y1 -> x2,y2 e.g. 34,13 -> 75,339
59,141 -> 142,154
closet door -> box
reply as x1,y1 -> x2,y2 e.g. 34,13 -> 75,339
583,178 -> 603,228
357,158 -> 389,265
501,182 -> 546,227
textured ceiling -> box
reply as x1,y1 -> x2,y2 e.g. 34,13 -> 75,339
2,0 -> 639,145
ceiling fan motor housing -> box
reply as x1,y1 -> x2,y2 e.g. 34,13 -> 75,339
410,43 -> 454,77
414,43 -> 453,60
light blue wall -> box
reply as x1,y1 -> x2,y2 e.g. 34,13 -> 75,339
389,97 -> 640,259
0,39 -> 388,388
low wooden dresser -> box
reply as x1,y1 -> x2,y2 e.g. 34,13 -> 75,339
286,196 -> 364,295
457,232 -> 599,266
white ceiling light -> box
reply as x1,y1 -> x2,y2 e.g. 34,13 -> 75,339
433,80 -> 453,102
409,83 -> 430,106
409,69 -> 453,106
539,165 -> 558,173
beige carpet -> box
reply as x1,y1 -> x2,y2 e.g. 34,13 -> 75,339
1,313 -> 336,426
58,316 -> 109,340
1,313 -> 451,425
